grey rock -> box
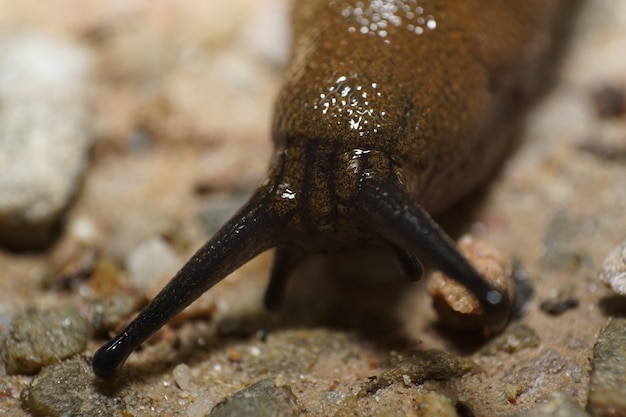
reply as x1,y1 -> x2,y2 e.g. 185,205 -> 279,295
208,378 -> 300,417
588,318 -> 626,417
21,356 -> 125,417
362,349 -> 476,394
0,31 -> 91,249
5,306 -> 88,375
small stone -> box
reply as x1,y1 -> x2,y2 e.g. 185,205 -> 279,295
274,373 -> 287,388
68,215 -> 101,246
505,383 -> 523,404
5,307 -> 88,375
173,363 -> 193,391
126,237 -> 182,298
598,239 -> 626,295
540,297 -> 579,315
512,392 -> 590,417
414,392 -> 458,417
227,347 -> 242,363
588,318 -> 626,416
21,356 -> 125,417
362,349 -> 476,394
0,31 -> 91,249
500,349 -> 586,407
208,378 -> 299,417
188,393 -> 216,417
483,323 -> 540,355
427,235 -> 514,334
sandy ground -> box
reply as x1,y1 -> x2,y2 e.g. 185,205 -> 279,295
1,1 -> 626,416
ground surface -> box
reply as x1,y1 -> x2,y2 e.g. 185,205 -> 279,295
1,1 -> 626,416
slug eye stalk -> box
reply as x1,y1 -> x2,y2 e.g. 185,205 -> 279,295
350,177 -> 511,325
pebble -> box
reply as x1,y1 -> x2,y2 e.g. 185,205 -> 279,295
173,363 -> 193,392
208,378 -> 299,417
0,31 -> 91,249
20,356 -> 125,417
188,393 -> 216,417
598,238 -> 626,295
539,297 -> 579,315
482,323 -> 540,355
512,392 -> 590,417
5,307 -> 88,375
362,349 -> 476,394
427,235 -> 514,334
126,236 -> 182,298
500,349 -> 586,406
587,318 -> 626,416
413,392 -> 458,417
274,373 -> 287,388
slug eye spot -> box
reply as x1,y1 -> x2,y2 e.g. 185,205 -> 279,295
486,289 -> 504,305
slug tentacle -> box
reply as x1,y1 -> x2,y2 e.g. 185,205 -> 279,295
92,187 -> 283,380
351,175 -> 511,328
264,245 -> 306,311
389,244 -> 424,282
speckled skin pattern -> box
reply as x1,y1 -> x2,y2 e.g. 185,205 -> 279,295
274,0 -> 564,215
92,0 -> 570,379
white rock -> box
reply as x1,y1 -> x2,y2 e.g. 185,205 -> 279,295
0,31 -> 91,249
126,237 -> 182,298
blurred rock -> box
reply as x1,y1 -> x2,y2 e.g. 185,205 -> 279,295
0,31 -> 91,249
21,356 -> 126,417
208,378 -> 299,417
5,307 -> 88,375
588,318 -> 626,417
362,349 -> 476,394
125,236 -> 182,298
598,238 -> 626,295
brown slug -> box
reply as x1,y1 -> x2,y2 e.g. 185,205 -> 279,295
93,0 -> 570,379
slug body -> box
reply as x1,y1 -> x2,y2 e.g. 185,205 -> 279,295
94,0 -> 569,379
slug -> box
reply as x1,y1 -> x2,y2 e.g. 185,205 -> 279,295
93,0 -> 570,379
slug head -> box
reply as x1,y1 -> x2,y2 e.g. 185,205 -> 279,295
92,142 -> 510,380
